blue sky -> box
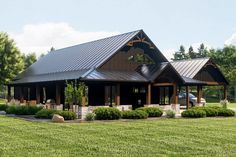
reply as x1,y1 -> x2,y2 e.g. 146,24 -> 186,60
1,0 -> 236,59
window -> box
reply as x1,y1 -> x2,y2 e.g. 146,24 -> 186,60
159,87 -> 170,105
105,86 -> 116,106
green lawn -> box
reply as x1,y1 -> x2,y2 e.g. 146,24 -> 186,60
207,102 -> 236,108
0,116 -> 235,157
0,98 -> 6,105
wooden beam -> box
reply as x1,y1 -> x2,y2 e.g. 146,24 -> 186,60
153,83 -> 174,86
146,84 -> 151,105
173,83 -> 178,104
36,85 -> 40,104
116,84 -> 120,105
186,86 -> 190,109
7,85 -> 11,102
205,82 -> 219,85
56,84 -> 61,105
224,85 -> 227,100
19,87 -> 24,103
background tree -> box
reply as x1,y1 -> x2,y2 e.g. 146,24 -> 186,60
172,45 -> 189,61
22,53 -> 37,69
0,32 -> 24,85
197,43 -> 208,58
188,46 -> 197,59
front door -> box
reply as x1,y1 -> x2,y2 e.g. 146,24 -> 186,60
132,87 -> 146,109
157,86 -> 173,105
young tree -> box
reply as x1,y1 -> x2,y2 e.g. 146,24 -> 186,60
172,45 -> 189,61
0,32 -> 24,85
197,43 -> 208,58
188,46 -> 197,59
22,53 -> 37,69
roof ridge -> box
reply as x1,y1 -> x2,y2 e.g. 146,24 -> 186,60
51,29 -> 142,53
170,57 -> 210,63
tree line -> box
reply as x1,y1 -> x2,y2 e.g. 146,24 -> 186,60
172,43 -> 236,101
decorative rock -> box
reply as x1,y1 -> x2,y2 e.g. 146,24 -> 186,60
52,114 -> 64,123
0,111 -> 6,115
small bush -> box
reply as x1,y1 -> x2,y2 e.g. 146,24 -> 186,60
35,109 -> 58,119
181,109 -> 206,118
0,104 -> 9,111
93,107 -> 121,120
6,105 -> 43,115
218,108 -> 235,117
122,110 -> 148,119
136,107 -> 163,117
85,113 -> 96,121
58,111 -> 76,120
194,107 -> 218,117
166,110 -> 175,118
35,109 -> 77,120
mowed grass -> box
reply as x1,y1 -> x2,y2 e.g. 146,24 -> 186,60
207,102 -> 236,108
0,116 -> 235,157
0,98 -> 6,105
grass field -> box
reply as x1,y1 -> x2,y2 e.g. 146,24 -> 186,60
207,102 -> 236,108
0,116 -> 235,157
0,98 -> 6,105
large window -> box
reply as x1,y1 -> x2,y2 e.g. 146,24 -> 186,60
159,86 -> 171,105
105,86 -> 116,106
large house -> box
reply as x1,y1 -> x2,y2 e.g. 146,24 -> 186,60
8,30 -> 228,109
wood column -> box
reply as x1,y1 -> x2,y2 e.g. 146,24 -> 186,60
223,85 -> 227,100
19,87 -> 24,103
7,85 -> 11,102
56,84 -> 61,105
116,84 -> 120,105
197,86 -> 202,104
36,85 -> 40,104
146,83 -> 151,105
186,86 -> 190,109
173,83 -> 178,104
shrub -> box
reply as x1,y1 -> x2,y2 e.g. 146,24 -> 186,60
0,104 -> 9,111
58,111 -> 76,120
217,108 -> 235,117
166,110 -> 175,118
85,113 -> 96,121
193,107 -> 218,117
6,105 -> 43,115
93,107 -> 121,120
35,109 -> 58,119
122,110 -> 148,119
136,107 -> 163,117
181,109 -> 206,118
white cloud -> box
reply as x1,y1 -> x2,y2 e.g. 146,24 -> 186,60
10,23 -> 119,57
225,33 -> 236,46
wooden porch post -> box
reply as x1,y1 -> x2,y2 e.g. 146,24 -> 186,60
56,84 -> 61,105
197,86 -> 202,104
223,85 -> 227,100
186,86 -> 190,109
116,84 -> 120,105
146,83 -> 151,105
19,87 -> 24,103
36,85 -> 40,104
173,83 -> 178,104
7,85 -> 11,102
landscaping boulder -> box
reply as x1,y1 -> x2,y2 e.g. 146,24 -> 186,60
0,111 -> 6,115
52,114 -> 64,123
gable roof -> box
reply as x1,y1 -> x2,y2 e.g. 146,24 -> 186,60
171,58 -> 210,78
11,29 -> 167,84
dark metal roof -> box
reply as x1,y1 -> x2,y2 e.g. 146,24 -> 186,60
182,76 -> 207,85
12,30 -> 142,84
136,62 -> 169,81
11,70 -> 88,84
171,58 -> 209,78
83,69 -> 148,82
